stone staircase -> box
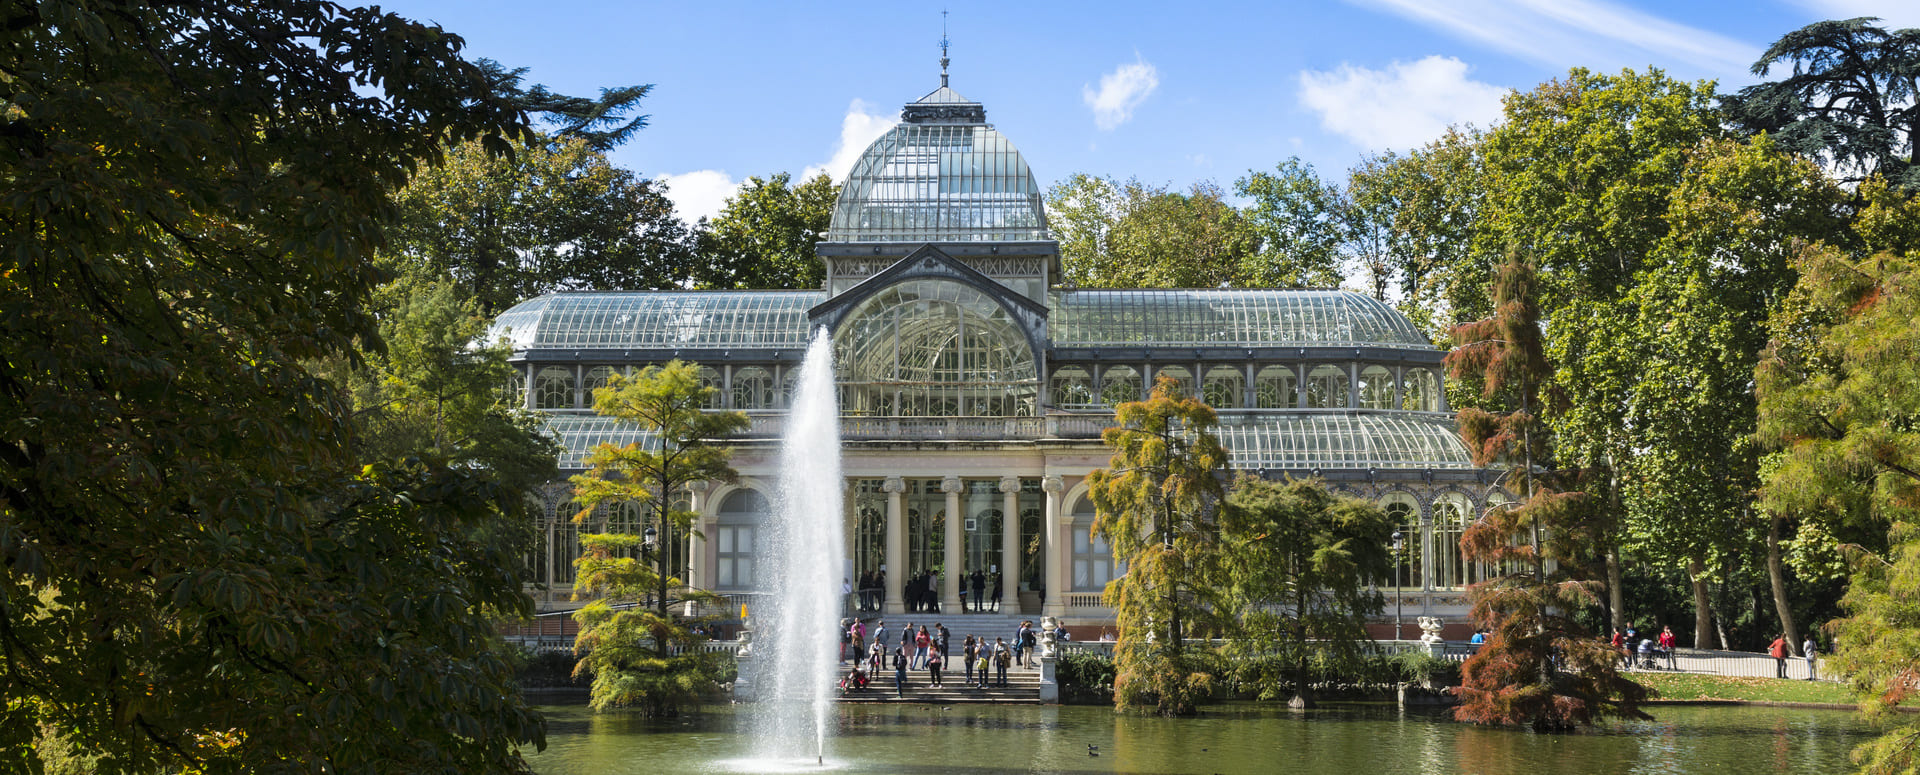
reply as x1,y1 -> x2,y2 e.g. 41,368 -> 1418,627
834,662 -> 1043,704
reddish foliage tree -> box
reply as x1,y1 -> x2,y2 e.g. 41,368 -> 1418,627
1443,256 -> 1648,730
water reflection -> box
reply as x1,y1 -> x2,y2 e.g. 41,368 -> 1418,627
528,702 -> 1870,775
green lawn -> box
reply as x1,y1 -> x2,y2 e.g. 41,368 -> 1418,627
1632,672 -> 1856,705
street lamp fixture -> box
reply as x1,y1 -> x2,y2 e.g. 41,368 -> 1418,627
643,524 -> 658,553
1390,529 -> 1404,641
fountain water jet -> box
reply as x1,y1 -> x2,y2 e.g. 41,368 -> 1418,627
743,328 -> 845,767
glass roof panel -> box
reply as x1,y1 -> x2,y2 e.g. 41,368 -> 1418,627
827,123 -> 1048,243
485,291 -> 826,350
540,414 -> 662,470
1213,412 -> 1474,469
1050,289 -> 1432,349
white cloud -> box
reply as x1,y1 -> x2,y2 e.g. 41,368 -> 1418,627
1351,0 -> 1759,80
1082,58 -> 1160,130
1298,55 -> 1509,151
656,169 -> 740,224
801,99 -> 894,182
1786,1 -> 1920,33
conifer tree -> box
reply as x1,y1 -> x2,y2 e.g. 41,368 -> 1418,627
1445,256 -> 1647,730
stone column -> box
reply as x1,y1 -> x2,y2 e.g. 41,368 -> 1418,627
684,480 -> 710,616
942,477 -> 964,612
884,477 -> 906,615
999,476 -> 1022,614
1042,476 -> 1066,618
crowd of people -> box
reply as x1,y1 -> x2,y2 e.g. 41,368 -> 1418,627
847,569 -> 1011,614
838,618 -> 1051,697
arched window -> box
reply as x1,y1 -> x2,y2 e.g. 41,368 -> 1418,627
1202,365 -> 1243,409
534,366 -> 575,410
1099,365 -> 1141,406
1050,365 -> 1095,408
833,279 -> 1038,417
1379,494 -> 1421,590
504,368 -> 527,408
1154,366 -> 1192,398
1402,368 -> 1441,412
584,365 -> 619,401
1358,365 -> 1396,409
732,366 -> 775,410
1254,365 -> 1298,409
1305,364 -> 1349,409
696,366 -> 723,410
715,489 -> 768,591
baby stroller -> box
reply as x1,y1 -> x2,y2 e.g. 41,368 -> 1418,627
1636,639 -> 1668,670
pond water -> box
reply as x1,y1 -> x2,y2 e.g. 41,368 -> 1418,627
527,700 -> 1871,774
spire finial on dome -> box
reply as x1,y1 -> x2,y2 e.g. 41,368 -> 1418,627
940,10 -> 950,87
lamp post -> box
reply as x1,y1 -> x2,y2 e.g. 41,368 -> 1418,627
1390,529 -> 1404,641
643,523 -> 660,610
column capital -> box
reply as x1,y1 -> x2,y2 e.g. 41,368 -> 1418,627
940,476 -> 964,494
882,476 -> 906,494
1042,475 -> 1065,493
998,476 -> 1021,494
685,480 -> 710,492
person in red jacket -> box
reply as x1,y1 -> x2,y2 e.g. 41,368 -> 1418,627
1768,634 -> 1788,678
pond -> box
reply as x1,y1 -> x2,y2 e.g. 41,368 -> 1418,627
527,700 -> 1871,774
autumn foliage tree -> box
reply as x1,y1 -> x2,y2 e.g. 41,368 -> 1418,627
1087,376 -> 1232,716
1445,256 -> 1648,730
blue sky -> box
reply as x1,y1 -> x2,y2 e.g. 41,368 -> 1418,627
379,0 -> 1918,223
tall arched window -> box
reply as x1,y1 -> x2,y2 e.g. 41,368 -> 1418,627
732,366 -> 775,410
584,365 -> 619,401
715,489 -> 768,591
534,366 -> 575,409
833,279 -> 1038,417
1070,498 -> 1120,592
697,366 -> 723,410
1430,493 -> 1474,589
1305,364 -> 1349,409
1379,494 -> 1421,590
1358,365 -> 1395,409
1050,365 -> 1095,408
1402,368 -> 1441,412
1254,365 -> 1298,409
1098,365 -> 1141,406
1202,365 -> 1243,409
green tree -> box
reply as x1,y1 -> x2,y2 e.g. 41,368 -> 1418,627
1725,18 -> 1920,191
569,361 -> 748,715
0,1 -> 589,769
693,172 -> 838,290
1234,158 -> 1346,289
1755,184 -> 1920,772
1342,132 -> 1491,339
1086,375 -> 1232,715
1047,175 -> 1261,289
1221,476 -> 1392,709
389,135 -> 695,315
323,276 -> 560,494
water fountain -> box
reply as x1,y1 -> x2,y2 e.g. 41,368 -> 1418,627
738,328 -> 845,770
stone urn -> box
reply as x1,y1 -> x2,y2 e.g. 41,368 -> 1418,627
1039,615 -> 1060,658
1418,616 -> 1444,644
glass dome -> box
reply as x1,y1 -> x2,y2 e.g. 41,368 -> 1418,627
826,103 -> 1048,243
833,278 -> 1038,416
1049,289 -> 1433,349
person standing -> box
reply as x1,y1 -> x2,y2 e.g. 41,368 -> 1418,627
874,620 -> 889,656
991,573 -> 1003,613
1803,634 -> 1819,681
1658,625 -> 1677,670
993,637 -> 1011,687
892,645 -> 908,698
937,622 -> 951,662
961,635 -> 977,686
927,572 -> 940,613
914,625 -> 931,670
927,646 -> 944,687
1768,634 -> 1788,678
971,569 -> 986,612
850,619 -> 866,664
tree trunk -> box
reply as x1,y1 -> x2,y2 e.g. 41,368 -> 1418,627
1606,546 -> 1624,634
1765,513 -> 1801,655
1689,557 -> 1714,650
